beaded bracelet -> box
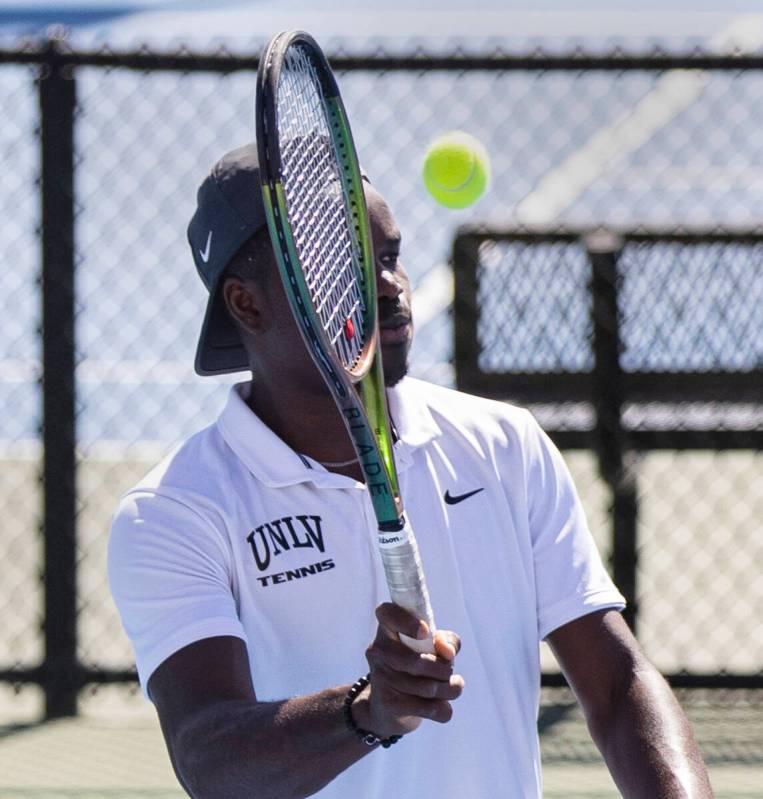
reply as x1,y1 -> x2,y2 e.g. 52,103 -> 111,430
343,674 -> 403,749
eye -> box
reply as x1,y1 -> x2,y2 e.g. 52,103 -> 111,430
379,248 -> 400,268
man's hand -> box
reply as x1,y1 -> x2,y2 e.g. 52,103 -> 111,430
351,602 -> 464,738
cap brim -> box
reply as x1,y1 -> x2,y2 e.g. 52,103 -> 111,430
194,283 -> 250,376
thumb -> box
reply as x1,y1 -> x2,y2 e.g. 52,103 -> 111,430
433,630 -> 459,661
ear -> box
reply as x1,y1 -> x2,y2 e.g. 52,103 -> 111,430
222,277 -> 266,335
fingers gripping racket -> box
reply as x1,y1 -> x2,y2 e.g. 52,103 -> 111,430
256,30 -> 435,654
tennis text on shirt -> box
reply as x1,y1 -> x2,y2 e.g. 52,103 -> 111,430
244,513 -> 336,587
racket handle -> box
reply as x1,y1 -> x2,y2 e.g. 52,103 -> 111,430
398,631 -> 436,654
378,517 -> 436,655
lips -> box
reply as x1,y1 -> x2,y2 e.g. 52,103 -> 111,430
379,314 -> 412,345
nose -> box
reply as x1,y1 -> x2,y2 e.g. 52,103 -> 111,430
376,265 -> 403,301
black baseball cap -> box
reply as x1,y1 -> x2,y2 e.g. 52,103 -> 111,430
189,144 -> 267,376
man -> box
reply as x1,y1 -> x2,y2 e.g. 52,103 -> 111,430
109,144 -> 713,798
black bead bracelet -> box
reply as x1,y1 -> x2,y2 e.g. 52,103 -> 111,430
343,674 -> 402,749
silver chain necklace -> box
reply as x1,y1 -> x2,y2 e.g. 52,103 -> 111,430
317,456 -> 359,468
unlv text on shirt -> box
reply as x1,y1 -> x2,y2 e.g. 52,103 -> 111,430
246,514 -> 326,572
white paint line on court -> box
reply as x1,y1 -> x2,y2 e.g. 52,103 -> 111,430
515,14 -> 763,225
410,14 -> 763,326
515,70 -> 711,224
0,358 -> 239,384
413,261 -> 453,330
0,438 -> 180,460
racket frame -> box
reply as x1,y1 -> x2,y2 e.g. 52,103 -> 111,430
256,30 -> 435,647
256,30 -> 401,527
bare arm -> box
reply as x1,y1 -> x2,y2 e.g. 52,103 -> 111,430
149,606 -> 463,799
547,609 -> 714,798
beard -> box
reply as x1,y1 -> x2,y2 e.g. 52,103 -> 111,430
381,341 -> 410,387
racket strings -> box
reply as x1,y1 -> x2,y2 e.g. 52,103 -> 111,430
277,45 -> 366,371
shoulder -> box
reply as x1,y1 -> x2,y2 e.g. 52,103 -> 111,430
112,421 -> 238,531
108,423 -> 240,592
395,377 -> 538,444
137,423 -> 231,490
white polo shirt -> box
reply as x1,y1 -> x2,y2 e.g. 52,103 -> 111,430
109,377 -> 624,798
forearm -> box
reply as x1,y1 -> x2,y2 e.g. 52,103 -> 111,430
590,666 -> 713,798
172,685 -> 371,799
155,609 -> 462,799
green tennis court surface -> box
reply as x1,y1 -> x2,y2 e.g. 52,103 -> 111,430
0,689 -> 760,798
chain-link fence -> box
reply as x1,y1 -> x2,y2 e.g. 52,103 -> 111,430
0,59 -> 45,725
0,39 -> 761,734
454,229 -> 762,681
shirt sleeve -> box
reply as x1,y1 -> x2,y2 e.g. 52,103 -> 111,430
108,489 -> 246,697
520,412 -> 626,640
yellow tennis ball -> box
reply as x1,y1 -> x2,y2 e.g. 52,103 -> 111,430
422,131 -> 490,209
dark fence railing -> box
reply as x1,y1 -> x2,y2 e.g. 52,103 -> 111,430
453,224 -> 762,686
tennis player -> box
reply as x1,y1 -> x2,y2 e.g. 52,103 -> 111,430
109,144 -> 713,798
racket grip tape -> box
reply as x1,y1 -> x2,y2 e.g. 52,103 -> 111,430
377,518 -> 436,655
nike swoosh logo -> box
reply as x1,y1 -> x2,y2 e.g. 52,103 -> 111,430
444,488 -> 484,505
199,230 -> 213,263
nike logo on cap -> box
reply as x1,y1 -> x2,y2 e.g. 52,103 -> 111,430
199,230 -> 213,263
444,488 -> 484,505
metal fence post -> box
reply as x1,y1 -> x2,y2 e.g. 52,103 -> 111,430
39,36 -> 79,718
586,232 -> 639,632
453,232 -> 482,393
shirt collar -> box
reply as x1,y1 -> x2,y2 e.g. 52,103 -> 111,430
216,378 -> 441,487
387,376 -> 442,450
216,382 -> 346,489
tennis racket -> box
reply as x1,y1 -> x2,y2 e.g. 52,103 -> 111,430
256,30 -> 435,654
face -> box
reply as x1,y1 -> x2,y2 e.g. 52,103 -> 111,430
227,186 -> 413,390
364,184 -> 414,387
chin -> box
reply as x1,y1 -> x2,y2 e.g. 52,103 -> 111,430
381,348 -> 409,387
